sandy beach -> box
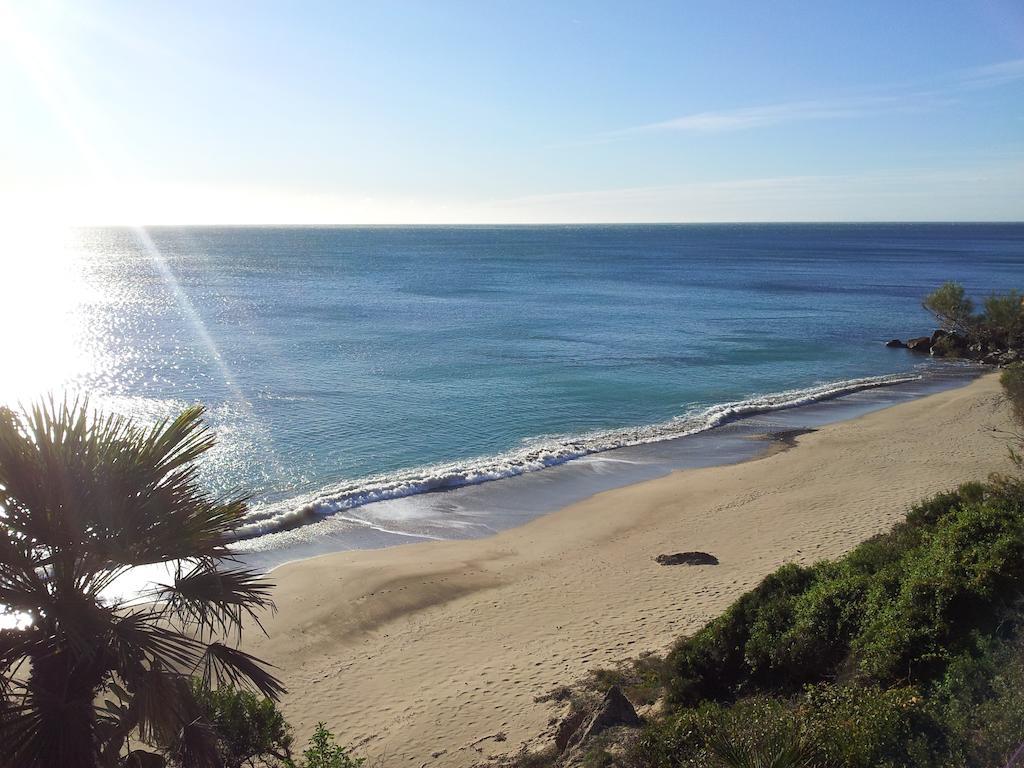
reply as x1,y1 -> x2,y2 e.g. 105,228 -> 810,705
243,373 -> 1014,767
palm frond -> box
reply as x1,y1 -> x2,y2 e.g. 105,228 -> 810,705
109,612 -> 207,672
116,665 -> 223,768
156,562 -> 276,640
122,665 -> 199,748
198,642 -> 285,700
0,686 -> 101,768
0,696 -> 46,768
0,399 -> 249,581
0,533 -> 49,614
173,716 -> 223,768
0,626 -> 44,682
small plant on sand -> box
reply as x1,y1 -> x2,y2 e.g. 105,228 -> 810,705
296,723 -> 364,768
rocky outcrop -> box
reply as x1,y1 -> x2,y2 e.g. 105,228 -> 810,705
930,330 -> 968,357
890,328 -> 1018,364
554,708 -> 588,752
561,686 -> 641,756
656,551 -> 719,566
906,336 -> 933,353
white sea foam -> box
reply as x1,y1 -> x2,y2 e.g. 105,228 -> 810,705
229,372 -> 923,544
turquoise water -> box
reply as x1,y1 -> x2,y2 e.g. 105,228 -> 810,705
16,223 -> 1022,551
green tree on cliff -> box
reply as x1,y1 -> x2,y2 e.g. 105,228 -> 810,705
923,281 -> 975,336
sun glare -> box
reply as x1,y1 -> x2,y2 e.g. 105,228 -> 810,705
0,226 -> 91,406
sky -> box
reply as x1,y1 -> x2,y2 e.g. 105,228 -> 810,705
1,0 -> 1023,224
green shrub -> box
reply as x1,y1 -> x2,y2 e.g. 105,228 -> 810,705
189,681 -> 294,767
800,683 -> 939,768
648,480 -> 1024,768
1002,363 -> 1024,427
904,482 -> 986,528
964,640 -> 1024,767
664,482 -> 1024,704
609,472 -> 1024,768
665,564 -> 816,705
626,699 -> 799,768
297,722 -> 364,768
768,563 -> 870,684
920,282 -> 1023,351
852,494 -> 1024,682
983,291 -> 1024,349
627,712 -> 709,768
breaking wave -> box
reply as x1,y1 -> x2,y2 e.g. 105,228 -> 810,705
230,372 -> 921,543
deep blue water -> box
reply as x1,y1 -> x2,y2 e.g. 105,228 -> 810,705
21,223 -> 1023,549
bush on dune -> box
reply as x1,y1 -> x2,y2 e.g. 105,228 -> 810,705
853,492 -> 1024,682
664,481 -> 1010,709
636,474 -> 1024,768
187,680 -> 294,767
298,723 -> 365,768
665,564 -> 817,706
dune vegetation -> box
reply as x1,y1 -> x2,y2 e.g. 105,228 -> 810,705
534,363 -> 1024,768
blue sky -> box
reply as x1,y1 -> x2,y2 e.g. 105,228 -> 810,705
1,0 -> 1023,223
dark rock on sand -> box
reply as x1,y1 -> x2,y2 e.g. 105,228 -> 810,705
885,339 -> 906,348
656,551 -> 719,566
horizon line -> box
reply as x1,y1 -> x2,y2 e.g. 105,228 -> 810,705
65,219 -> 1024,228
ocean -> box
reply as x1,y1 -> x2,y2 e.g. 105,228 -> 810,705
9,223 -> 1022,563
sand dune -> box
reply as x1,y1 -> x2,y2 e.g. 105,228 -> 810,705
243,373 -> 1013,766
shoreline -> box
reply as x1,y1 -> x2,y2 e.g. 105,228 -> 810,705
242,372 -> 1012,766
240,363 -> 980,571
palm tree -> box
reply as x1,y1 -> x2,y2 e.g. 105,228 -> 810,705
0,400 -> 282,768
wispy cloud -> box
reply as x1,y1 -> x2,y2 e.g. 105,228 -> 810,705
607,58 -> 1024,137
479,161 -> 1024,223
957,57 -> 1024,89
614,96 -> 903,135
